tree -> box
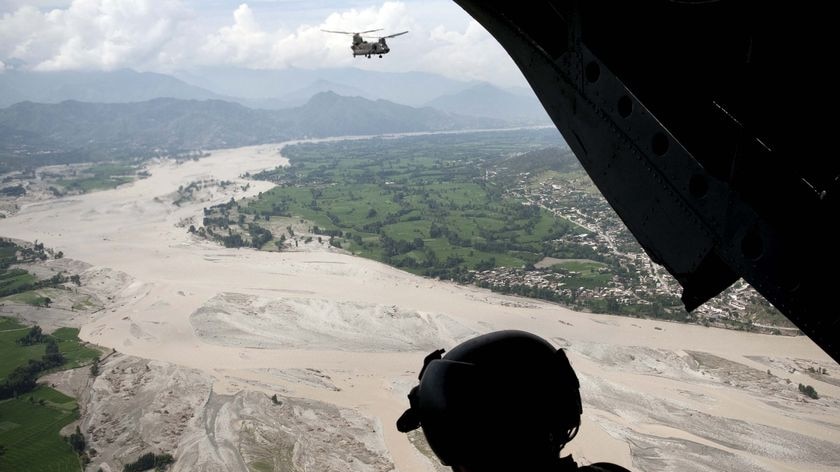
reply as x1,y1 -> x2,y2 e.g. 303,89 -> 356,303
68,425 -> 86,454
90,357 -> 101,377
43,339 -> 64,368
123,452 -> 175,472
17,325 -> 47,346
798,383 -> 819,399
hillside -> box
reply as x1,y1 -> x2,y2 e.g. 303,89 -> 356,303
494,146 -> 580,177
0,69 -> 224,108
0,93 -> 501,171
284,91 -> 499,136
425,82 -> 550,124
174,67 -> 470,106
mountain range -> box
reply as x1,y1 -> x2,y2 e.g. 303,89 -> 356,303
0,69 -> 224,107
0,68 -> 550,124
0,92 -> 503,171
425,82 -> 549,123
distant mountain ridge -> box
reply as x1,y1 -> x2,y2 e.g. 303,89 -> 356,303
425,82 -> 550,124
173,67 -> 471,107
0,68 -> 547,127
0,69 -> 226,108
0,92 -> 504,171
0,67 -> 475,108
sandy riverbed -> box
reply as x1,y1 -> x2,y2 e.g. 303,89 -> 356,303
2,140 -> 839,472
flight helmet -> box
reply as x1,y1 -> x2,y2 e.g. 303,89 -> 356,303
396,330 -> 582,469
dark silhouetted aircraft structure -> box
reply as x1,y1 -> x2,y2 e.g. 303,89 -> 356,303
453,1 -> 839,362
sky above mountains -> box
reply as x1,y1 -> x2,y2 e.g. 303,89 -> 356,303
0,0 -> 526,87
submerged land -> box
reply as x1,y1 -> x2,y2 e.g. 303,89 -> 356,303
0,131 -> 837,472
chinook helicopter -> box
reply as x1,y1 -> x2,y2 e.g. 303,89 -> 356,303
322,28 -> 409,58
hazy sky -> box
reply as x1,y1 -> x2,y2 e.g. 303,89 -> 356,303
0,0 -> 527,87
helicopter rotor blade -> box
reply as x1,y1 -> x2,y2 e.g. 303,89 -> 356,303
321,29 -> 356,35
381,31 -> 409,39
357,28 -> 384,34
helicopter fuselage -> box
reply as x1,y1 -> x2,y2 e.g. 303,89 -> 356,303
351,35 -> 390,58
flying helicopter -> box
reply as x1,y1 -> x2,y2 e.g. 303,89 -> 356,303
321,28 -> 409,58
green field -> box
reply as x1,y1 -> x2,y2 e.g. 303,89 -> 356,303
0,320 -> 100,382
50,328 -> 100,370
211,129 -> 585,280
0,269 -> 39,298
1,240 -> 68,304
2,290 -> 51,307
0,317 -> 98,471
0,317 -> 46,380
0,387 -> 80,472
548,260 -> 613,289
0,241 -> 18,264
56,162 -> 138,193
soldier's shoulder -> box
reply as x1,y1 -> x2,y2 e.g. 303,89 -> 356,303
578,463 -> 632,472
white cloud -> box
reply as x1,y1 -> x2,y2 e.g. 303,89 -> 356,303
194,2 -> 414,70
199,4 -> 272,65
0,1 -> 71,10
416,19 -> 522,86
0,0 -> 190,70
193,1 -> 524,86
0,0 -> 526,87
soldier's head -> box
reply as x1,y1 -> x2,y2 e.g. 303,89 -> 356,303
397,330 -> 582,472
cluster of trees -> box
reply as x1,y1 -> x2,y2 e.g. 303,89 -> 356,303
219,233 -> 245,248
199,200 -> 274,249
1,239 -> 44,268
799,383 -> 819,399
67,426 -> 86,454
206,224 -> 274,250
123,452 -> 175,472
202,215 -> 231,228
1,240 -> 82,301
248,225 -> 273,248
312,226 -> 344,238
66,425 -> 93,465
0,184 -> 25,197
379,235 -> 425,257
807,366 -> 829,375
421,265 -> 474,282
474,277 -> 568,304
0,329 -> 65,400
17,325 -> 47,345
